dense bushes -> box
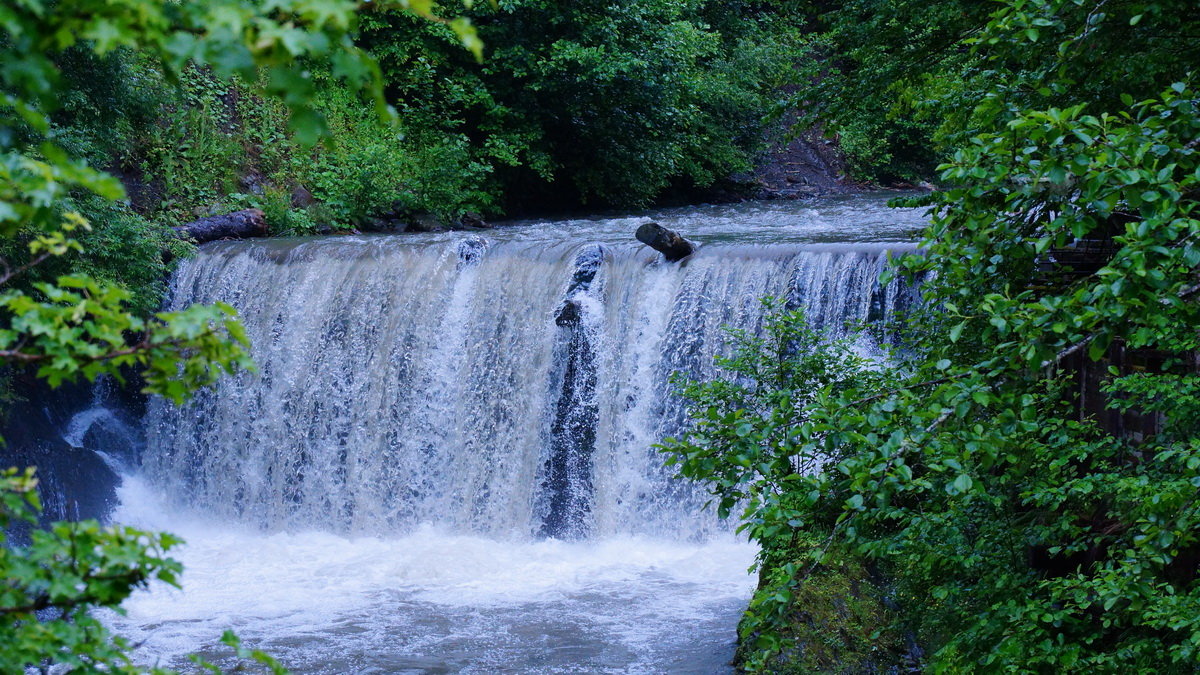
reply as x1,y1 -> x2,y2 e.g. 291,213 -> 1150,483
355,0 -> 803,209
40,0 -> 805,239
664,1 -> 1200,671
789,0 -> 1200,183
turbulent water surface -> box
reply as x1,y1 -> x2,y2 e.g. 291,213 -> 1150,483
97,194 -> 925,673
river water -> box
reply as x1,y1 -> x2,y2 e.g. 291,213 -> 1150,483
100,193 -> 926,673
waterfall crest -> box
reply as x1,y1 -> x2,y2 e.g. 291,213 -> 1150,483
144,236 -> 914,539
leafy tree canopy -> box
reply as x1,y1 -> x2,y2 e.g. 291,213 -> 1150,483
355,0 -> 805,209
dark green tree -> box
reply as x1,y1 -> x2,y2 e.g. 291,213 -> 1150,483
665,1 -> 1200,670
356,0 -> 804,209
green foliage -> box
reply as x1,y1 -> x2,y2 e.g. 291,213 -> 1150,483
254,185 -> 321,236
0,274 -> 251,401
906,82 -> 1200,364
668,308 -> 1200,670
358,0 -> 803,209
786,0 -> 993,182
664,301 -> 885,533
668,2 -> 1200,671
298,85 -> 494,224
791,0 -> 1200,183
0,195 -> 193,315
136,67 -> 244,221
0,467 -> 299,673
660,305 -> 900,671
15,0 -> 800,230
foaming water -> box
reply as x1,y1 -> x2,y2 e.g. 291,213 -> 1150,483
108,195 -> 924,672
109,477 -> 757,674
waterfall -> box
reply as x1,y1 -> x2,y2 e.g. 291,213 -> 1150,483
143,235 -> 915,541
98,197 -> 928,673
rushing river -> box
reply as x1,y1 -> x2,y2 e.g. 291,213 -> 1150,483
93,193 -> 926,673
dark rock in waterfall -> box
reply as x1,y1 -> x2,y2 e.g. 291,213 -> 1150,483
174,208 -> 269,244
456,237 -> 489,268
565,245 -> 606,291
635,222 -> 695,262
539,322 -> 598,540
552,245 -> 607,327
539,245 -> 608,539
555,299 -> 582,326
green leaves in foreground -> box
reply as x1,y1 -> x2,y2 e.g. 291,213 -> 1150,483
0,1 -> 477,673
0,468 -> 183,674
665,298 -> 1200,671
0,468 -> 299,673
0,275 -> 251,402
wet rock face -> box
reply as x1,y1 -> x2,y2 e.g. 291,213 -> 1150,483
0,376 -> 136,523
754,124 -> 855,200
406,213 -> 444,233
456,237 -> 489,268
459,212 -> 490,229
735,540 -> 917,673
290,185 -> 317,208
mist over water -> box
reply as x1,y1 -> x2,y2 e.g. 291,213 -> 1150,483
109,476 -> 757,674
108,195 -> 924,673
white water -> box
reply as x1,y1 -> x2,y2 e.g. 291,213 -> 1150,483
106,194 -> 925,673
109,476 -> 757,673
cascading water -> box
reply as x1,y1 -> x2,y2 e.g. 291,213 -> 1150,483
103,195 -> 926,673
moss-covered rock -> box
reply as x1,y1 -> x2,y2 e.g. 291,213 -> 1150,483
735,536 -> 911,673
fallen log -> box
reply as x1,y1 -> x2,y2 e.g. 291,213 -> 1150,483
174,208 -> 268,244
635,222 -> 695,262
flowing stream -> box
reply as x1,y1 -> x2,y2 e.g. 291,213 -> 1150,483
94,194 -> 925,673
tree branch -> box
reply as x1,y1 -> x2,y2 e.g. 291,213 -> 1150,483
846,374 -> 967,406
0,251 -> 54,288
0,335 -> 202,367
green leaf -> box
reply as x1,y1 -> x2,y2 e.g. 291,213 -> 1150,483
949,322 -> 965,343
951,474 -> 973,493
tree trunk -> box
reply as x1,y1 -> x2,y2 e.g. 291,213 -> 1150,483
635,222 -> 695,262
174,208 -> 268,244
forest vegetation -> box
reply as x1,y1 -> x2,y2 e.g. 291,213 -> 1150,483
663,0 -> 1200,671
0,0 -> 1198,671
